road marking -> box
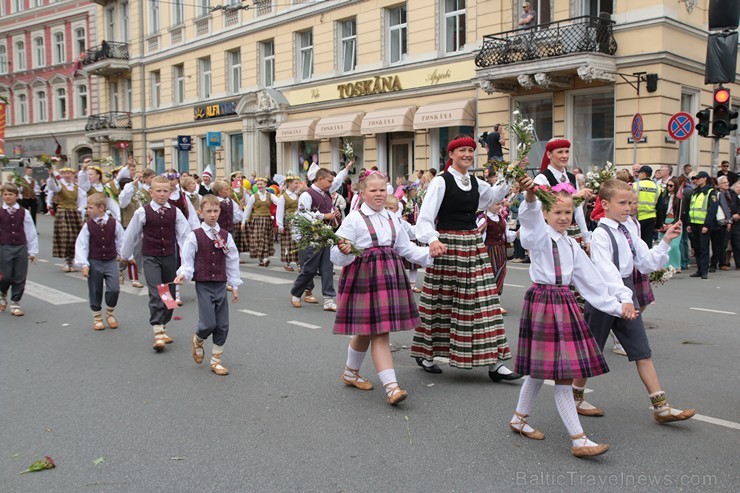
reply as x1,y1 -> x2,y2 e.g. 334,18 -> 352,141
239,309 -> 266,317
25,281 -> 86,305
503,283 -> 525,288
36,259 -> 49,263
240,271 -> 293,285
287,320 -> 321,330
62,272 -> 148,296
646,408 -> 740,431
690,307 -> 736,315
507,265 -> 529,270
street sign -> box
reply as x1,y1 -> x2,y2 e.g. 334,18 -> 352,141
628,137 -> 648,144
667,112 -> 695,141
177,135 -> 192,151
207,132 -> 222,147
631,113 -> 644,141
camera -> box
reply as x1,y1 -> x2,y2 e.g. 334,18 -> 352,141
478,132 -> 489,147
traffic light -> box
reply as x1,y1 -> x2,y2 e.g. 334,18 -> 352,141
696,108 -> 711,137
712,87 -> 737,137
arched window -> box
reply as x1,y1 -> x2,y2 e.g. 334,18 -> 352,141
34,36 -> 45,67
56,87 -> 67,119
36,90 -> 47,121
54,32 -> 66,64
77,84 -> 88,117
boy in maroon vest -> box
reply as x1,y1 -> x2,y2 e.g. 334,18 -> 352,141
74,193 -> 125,330
0,184 -> 39,317
174,195 -> 241,375
121,176 -> 191,351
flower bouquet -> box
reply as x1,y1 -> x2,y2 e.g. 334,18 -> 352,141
93,156 -> 115,168
11,171 -> 24,188
585,161 -> 617,193
531,184 -> 558,211
289,212 -> 362,256
20,456 -> 56,475
36,154 -> 56,169
649,266 -> 676,287
134,188 -> 151,206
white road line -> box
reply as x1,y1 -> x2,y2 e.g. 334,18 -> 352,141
690,307 -> 736,315
240,271 -> 293,285
36,259 -> 49,263
25,281 -> 86,305
507,265 -> 529,270
503,283 -> 525,288
61,272 -> 148,296
239,309 -> 267,317
287,320 -> 321,330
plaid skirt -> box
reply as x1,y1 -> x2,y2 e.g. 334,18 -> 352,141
632,267 -> 655,309
516,283 -> 609,380
402,240 -> 421,270
233,224 -> 249,254
486,243 -> 507,295
334,246 -> 420,336
248,216 -> 274,260
280,225 -> 298,263
411,230 -> 511,369
52,208 -> 83,259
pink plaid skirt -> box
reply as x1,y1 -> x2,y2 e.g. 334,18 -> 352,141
632,267 -> 655,309
334,246 -> 420,336
516,283 -> 609,380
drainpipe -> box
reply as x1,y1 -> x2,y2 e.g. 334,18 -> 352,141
138,0 -> 147,168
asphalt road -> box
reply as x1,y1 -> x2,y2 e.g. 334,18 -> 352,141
1,215 -> 738,492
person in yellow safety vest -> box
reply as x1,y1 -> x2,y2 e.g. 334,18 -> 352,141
681,171 -> 718,279
633,165 -> 662,246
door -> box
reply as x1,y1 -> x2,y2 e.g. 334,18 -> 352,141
390,139 -> 413,184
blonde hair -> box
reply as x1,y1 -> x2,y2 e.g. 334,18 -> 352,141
86,192 -> 108,208
600,179 -> 632,201
385,195 -> 399,209
180,176 -> 195,190
1,183 -> 19,195
201,194 -> 220,209
211,180 -> 229,195
151,175 -> 170,187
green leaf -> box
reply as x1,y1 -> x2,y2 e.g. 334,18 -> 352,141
93,457 -> 105,465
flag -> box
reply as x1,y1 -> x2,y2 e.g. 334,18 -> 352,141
0,101 -> 6,156
157,284 -> 179,310
70,53 -> 85,78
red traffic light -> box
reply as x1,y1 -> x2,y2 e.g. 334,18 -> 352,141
714,88 -> 730,104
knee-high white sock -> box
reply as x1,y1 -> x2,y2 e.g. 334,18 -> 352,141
554,384 -> 596,447
345,346 -> 367,372
511,377 -> 544,433
408,269 -> 417,284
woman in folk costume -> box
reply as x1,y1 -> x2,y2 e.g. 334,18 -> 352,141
243,177 -> 279,266
78,161 -> 121,222
47,165 -> 85,272
410,136 -> 521,382
276,175 -> 301,271
477,199 -> 517,314
181,175 -> 202,218
229,171 -> 249,256
165,170 -> 200,231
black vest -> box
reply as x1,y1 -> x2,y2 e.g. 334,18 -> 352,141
540,169 -> 576,187
437,172 -> 479,231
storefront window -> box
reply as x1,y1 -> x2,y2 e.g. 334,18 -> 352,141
339,136 -> 364,170
432,125 -> 475,170
153,148 -> 165,174
200,136 -> 216,172
515,97 -> 553,170
571,90 -> 614,172
230,134 -> 244,173
177,149 -> 189,173
297,140 -> 319,179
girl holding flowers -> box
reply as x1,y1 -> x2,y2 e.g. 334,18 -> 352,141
243,177 -> 279,266
47,164 -> 84,272
78,160 -> 121,222
276,175 -> 301,271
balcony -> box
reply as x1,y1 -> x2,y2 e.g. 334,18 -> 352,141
81,42 -> 130,77
85,112 -> 133,143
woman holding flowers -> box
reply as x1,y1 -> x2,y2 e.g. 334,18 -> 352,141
243,177 -> 280,266
47,164 -> 85,272
410,136 -> 521,382
276,175 -> 301,271
78,160 -> 121,222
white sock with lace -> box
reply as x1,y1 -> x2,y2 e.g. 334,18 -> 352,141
378,369 -> 398,396
511,377 -> 544,433
345,346 -> 366,375
491,362 -> 514,375
554,384 -> 597,447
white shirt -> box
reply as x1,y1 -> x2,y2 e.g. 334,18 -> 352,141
47,175 -> 86,214
415,168 -> 510,244
276,190 -> 298,229
77,171 -> 121,221
533,165 -> 591,243
243,191 -> 279,223
217,196 -> 244,224
518,199 -> 630,313
120,201 -> 191,260
170,187 -> 200,231
330,203 -> 433,268
176,224 -> 243,289
2,203 -> 39,256
73,213 -> 125,268
478,211 -> 517,244
119,182 -> 149,208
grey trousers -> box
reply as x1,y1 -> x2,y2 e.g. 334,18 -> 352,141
0,244 -> 28,302
88,258 -> 120,312
143,254 -> 178,326
291,247 -> 334,298
195,281 -> 229,346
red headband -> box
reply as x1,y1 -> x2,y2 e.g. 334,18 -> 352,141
444,137 -> 477,171
540,139 -> 571,172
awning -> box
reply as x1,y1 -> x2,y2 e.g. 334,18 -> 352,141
314,112 -> 365,139
361,106 -> 417,134
413,99 -> 476,129
275,118 -> 319,143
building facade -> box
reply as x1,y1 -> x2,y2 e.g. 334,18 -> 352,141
83,0 -> 739,180
0,0 -> 98,164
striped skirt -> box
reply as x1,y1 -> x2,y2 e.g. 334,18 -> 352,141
516,283 -> 609,380
233,224 -> 250,254
52,208 -> 83,259
248,216 -> 275,260
411,230 -> 511,369
486,243 -> 507,295
632,267 -> 655,309
280,225 -> 298,264
334,246 -> 419,336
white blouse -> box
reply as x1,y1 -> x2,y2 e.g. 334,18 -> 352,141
275,191 -> 298,229
243,191 -> 279,223
533,165 -> 592,243
591,217 -> 670,280
330,203 -> 433,268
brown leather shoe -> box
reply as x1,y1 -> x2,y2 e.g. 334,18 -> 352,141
576,400 -> 605,417
304,291 -> 318,304
654,407 -> 696,423
719,266 -> 731,271
162,333 -> 173,344
106,313 -> 118,329
192,334 -> 204,364
291,297 -> 301,308
509,411 -> 545,440
93,320 -> 105,331
153,335 -> 166,351
385,383 -> 408,405
341,368 -> 373,390
571,433 -> 609,457
210,357 -> 229,375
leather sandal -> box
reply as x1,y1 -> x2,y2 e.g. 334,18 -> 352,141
93,320 -> 105,331
192,334 -> 204,364
284,265 -> 295,272
509,411 -> 545,440
175,297 -> 183,306
153,334 -> 166,351
62,264 -> 71,272
210,357 -> 229,375
304,293 -> 318,304
10,305 -> 23,317
0,298 -> 7,312
264,260 -> 271,267
341,368 -> 373,390
106,313 -> 118,329
291,297 -> 301,308
575,399 -> 605,417
161,332 -> 173,344
132,281 -> 144,288
654,407 -> 696,423
411,286 -> 422,293
570,433 -> 609,457
384,383 -> 408,405
323,300 -> 337,312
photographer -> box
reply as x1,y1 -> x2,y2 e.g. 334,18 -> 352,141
485,124 -> 506,161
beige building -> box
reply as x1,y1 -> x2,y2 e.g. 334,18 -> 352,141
83,0 -> 739,180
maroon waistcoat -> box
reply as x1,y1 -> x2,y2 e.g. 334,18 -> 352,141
143,204 -> 177,257
193,228 -> 228,282
305,188 -> 333,214
169,193 -> 189,219
217,199 -> 233,232
0,207 -> 26,245
88,218 -> 118,260
484,215 -> 508,247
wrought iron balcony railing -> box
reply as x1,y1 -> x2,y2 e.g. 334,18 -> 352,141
475,15 -> 617,68
85,112 -> 132,132
81,41 -> 130,65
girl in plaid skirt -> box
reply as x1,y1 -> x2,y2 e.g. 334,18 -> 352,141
47,166 -> 84,272
243,178 -> 279,266
511,182 -> 638,458
331,171 -> 434,406
276,176 -> 300,271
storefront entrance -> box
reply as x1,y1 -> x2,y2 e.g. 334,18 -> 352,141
390,138 -> 413,182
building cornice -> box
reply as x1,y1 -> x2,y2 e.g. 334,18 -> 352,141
612,15 -> 710,41
0,5 -> 94,34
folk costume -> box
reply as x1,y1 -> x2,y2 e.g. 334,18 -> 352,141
47,170 -> 84,270
243,187 -> 279,265
230,185 -> 249,254
0,202 -> 39,316
480,210 -> 517,296
276,187 -> 300,269
78,168 -> 121,222
19,173 -> 40,224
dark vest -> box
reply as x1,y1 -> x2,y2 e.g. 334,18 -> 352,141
437,172 -> 479,231
169,193 -> 189,219
142,205 -> 177,257
0,207 -> 27,245
540,169 -> 576,188
484,215 -> 508,247
88,218 -> 118,260
198,184 -> 214,196
21,178 -> 36,199
305,188 -> 334,218
192,228 -> 228,282
217,199 -> 234,232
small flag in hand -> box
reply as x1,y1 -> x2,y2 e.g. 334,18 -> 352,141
158,284 -> 178,310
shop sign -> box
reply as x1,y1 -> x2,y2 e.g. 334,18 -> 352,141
207,132 -> 222,147
338,75 -> 402,99
194,100 -> 238,120
177,136 -> 192,151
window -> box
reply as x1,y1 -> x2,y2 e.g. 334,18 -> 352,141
123,79 -> 132,111
514,97 -> 553,165
56,88 -> 67,120
17,94 -> 28,124
388,5 -> 407,64
15,41 -> 26,71
584,0 -> 613,16
0,46 -> 7,74
151,70 -> 161,108
33,36 -> 45,68
199,57 -> 211,99
298,30 -> 313,81
200,136 -> 216,169
148,0 -> 160,34
105,7 -> 115,40
54,32 -> 65,64
33,0 -> 42,7
228,49 -> 241,94
443,0 -> 466,53
172,0 -> 185,26
261,40 -> 275,87
75,28 -> 86,56
77,84 -> 88,117
12,0 -> 23,13
109,81 -> 119,111
173,64 -> 185,103
122,2 -> 130,42
36,90 -> 48,122
523,0 -> 551,26
197,0 -> 210,17
570,90 -> 614,172
339,19 -> 357,73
